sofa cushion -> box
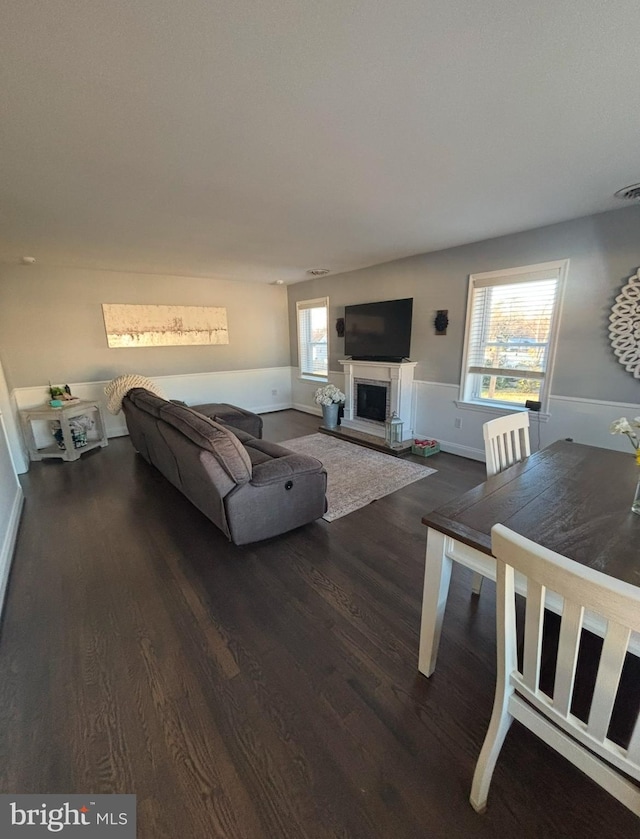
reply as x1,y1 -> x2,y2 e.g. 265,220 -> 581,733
127,387 -> 168,418
158,402 -> 252,484
250,453 -> 325,486
240,438 -> 298,466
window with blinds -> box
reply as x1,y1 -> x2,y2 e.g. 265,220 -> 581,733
296,297 -> 329,378
460,261 -> 567,410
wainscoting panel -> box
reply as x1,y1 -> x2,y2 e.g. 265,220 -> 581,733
413,380 -> 640,461
544,394 -> 640,452
291,371 -> 347,417
12,369 -> 639,469
0,413 -> 23,619
413,381 -> 486,460
12,367 -> 294,445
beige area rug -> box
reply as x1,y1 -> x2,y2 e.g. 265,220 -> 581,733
281,433 -> 436,522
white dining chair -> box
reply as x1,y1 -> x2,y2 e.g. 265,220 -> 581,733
470,524 -> 640,817
483,411 -> 531,478
471,412 -> 531,596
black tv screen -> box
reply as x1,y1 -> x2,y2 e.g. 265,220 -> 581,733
344,298 -> 413,361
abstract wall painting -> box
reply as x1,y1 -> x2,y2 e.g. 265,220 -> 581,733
102,304 -> 229,348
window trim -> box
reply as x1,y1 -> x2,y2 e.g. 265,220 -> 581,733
296,296 -> 329,382
459,259 -> 568,414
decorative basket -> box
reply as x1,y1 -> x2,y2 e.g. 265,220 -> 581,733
411,439 -> 440,457
50,417 -> 91,450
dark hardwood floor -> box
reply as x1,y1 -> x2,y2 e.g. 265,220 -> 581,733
0,410 -> 636,838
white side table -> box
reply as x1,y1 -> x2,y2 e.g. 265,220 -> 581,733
20,400 -> 108,462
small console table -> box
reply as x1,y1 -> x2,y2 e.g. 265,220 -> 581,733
20,399 -> 108,462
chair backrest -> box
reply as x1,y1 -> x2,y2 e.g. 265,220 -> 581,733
483,412 -> 531,477
491,523 -> 640,785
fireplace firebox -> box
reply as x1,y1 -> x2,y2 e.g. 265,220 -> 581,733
355,381 -> 389,423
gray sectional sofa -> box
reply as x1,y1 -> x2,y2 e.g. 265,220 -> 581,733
122,388 -> 327,544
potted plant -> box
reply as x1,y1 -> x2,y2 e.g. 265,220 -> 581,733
314,384 -> 345,429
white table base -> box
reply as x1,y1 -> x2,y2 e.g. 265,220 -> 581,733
418,527 -> 640,678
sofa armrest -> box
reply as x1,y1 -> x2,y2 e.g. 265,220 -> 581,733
250,454 -> 324,487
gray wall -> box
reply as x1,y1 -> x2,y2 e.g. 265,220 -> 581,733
288,205 -> 640,403
2,205 -> 639,403
0,266 -> 290,389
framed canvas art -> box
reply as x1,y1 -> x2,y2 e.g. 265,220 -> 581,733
102,303 -> 229,348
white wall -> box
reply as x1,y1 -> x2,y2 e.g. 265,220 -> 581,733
0,359 -> 23,619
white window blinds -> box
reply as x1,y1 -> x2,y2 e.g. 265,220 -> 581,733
297,297 -> 328,378
461,262 -> 566,410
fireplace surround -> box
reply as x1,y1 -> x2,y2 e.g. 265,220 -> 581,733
339,359 -> 416,440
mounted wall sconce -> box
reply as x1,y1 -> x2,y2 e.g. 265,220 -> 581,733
336,317 -> 345,337
434,309 -> 449,335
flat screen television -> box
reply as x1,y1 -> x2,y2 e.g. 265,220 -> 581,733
344,297 -> 413,362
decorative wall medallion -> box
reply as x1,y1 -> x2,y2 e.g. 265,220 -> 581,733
609,269 -> 640,378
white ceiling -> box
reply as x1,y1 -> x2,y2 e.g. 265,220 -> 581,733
2,1 -> 640,284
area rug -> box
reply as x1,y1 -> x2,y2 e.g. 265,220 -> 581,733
281,434 -> 436,522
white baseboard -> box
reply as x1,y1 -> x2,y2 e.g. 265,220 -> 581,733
291,403 -> 322,416
0,485 -> 23,619
251,402 -> 292,414
436,441 -> 485,461
108,428 -> 130,438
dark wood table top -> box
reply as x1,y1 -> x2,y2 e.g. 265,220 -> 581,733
422,440 -> 640,588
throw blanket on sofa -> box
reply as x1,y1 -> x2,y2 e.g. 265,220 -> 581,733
104,374 -> 166,414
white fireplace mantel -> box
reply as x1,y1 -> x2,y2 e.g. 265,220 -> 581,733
339,359 -> 417,439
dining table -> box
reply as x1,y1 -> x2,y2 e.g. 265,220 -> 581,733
419,439 -> 640,677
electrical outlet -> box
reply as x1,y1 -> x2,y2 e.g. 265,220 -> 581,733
454,417 -> 462,429
271,389 -> 278,397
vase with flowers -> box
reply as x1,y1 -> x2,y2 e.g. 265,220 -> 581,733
314,384 -> 346,429
609,416 -> 640,514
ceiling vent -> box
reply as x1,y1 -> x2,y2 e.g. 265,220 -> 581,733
306,268 -> 330,276
614,183 -> 640,200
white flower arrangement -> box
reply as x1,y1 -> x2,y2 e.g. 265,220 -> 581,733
314,384 -> 346,406
609,416 -> 640,465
